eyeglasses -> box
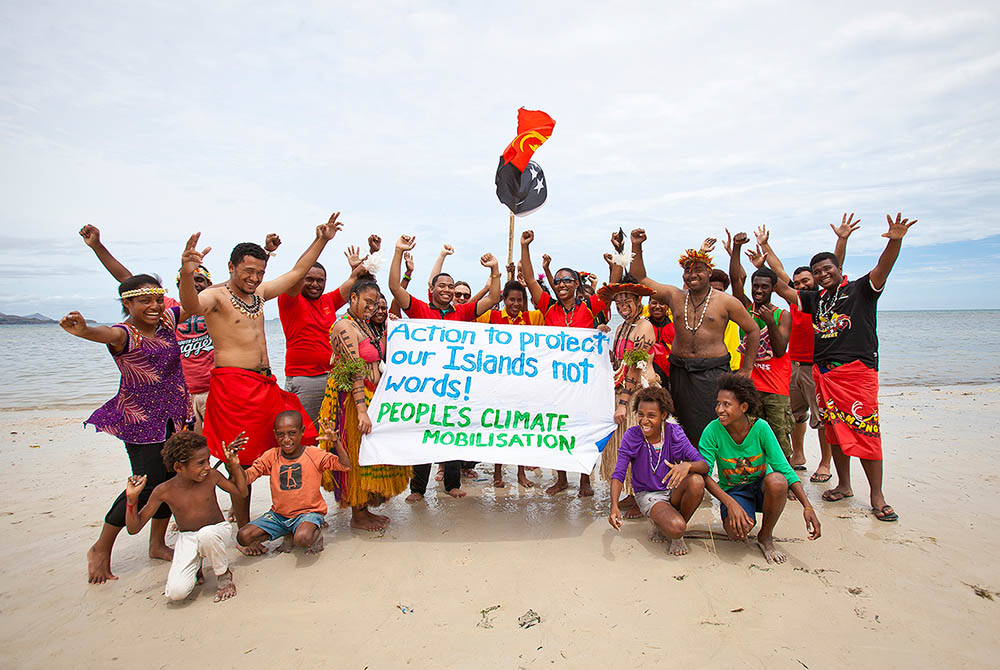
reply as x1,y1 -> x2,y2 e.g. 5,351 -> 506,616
553,277 -> 576,285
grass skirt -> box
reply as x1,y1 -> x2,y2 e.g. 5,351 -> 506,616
318,379 -> 410,508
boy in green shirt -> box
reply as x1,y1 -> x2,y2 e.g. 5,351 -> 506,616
699,373 -> 821,564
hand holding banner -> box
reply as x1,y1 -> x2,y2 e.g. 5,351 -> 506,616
361,319 -> 616,474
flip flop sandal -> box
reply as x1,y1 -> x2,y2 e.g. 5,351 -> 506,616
822,489 -> 854,502
792,465 -> 808,471
810,473 -> 833,483
872,505 -> 899,522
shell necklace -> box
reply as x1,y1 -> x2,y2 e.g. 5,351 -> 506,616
683,288 -> 712,332
644,427 -> 667,475
817,282 -> 845,321
226,284 -> 263,319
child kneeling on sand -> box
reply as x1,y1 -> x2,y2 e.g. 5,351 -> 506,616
608,387 -> 709,557
699,373 -> 821,564
237,411 -> 348,554
125,431 -> 248,603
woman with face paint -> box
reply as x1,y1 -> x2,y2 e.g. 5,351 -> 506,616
317,280 -> 410,532
596,278 -> 658,518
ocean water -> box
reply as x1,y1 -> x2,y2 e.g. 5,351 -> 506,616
1,311 -> 997,411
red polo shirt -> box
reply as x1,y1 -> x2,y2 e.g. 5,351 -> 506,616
535,292 -> 608,329
278,291 -> 347,377
405,296 -> 479,322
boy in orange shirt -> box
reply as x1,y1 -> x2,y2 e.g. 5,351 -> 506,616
237,411 -> 349,554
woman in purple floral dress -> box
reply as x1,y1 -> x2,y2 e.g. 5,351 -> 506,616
60,274 -> 192,584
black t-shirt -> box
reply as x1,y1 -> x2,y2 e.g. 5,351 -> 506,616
799,273 -> 882,370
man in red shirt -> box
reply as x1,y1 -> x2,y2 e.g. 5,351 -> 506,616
279,244 -> 372,429
520,229 -> 610,497
388,234 -> 502,501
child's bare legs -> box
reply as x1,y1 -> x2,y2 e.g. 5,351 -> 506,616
232,481 -> 264,556
619,494 -> 642,519
235,521 -> 270,555
87,523 -> 122,584
546,470 -> 569,495
516,466 -> 534,488
350,505 -> 387,531
822,441 -> 854,501
578,474 -> 594,497
654,474 -> 706,556
493,464 -> 507,488
149,517 -> 173,562
757,472 -> 789,564
293,521 -> 324,554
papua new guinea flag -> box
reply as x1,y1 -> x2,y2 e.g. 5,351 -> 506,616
495,108 -> 555,216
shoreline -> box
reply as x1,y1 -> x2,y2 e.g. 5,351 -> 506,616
1,384 -> 998,668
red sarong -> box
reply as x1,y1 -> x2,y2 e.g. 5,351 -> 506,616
203,367 -> 317,465
812,360 -> 881,460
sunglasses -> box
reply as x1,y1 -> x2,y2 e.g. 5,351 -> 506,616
553,277 -> 576,286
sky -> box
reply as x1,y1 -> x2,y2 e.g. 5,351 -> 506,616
1,1 -> 998,322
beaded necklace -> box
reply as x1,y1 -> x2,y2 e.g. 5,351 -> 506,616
226,284 -> 263,319
643,426 -> 667,476
344,312 -> 384,362
683,288 -> 712,332
817,281 -> 846,322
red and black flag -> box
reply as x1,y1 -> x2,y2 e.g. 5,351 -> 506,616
495,108 -> 555,216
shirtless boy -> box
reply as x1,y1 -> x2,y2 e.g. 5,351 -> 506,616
125,431 -> 248,603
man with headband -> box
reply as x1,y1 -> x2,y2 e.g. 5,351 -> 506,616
79,225 -> 279,432
629,230 -> 761,446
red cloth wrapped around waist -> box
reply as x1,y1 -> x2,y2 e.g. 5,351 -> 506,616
812,360 -> 881,460
203,367 -> 318,465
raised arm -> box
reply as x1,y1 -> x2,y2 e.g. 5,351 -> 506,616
428,244 -> 453,287
124,475 -> 159,535
80,225 -> 133,282
388,236 -> 417,311
59,311 -> 127,352
389,251 -> 414,317
474,254 -> 502,317
869,212 -> 917,290
519,231 -> 544,305
726,295 -> 760,376
178,233 -> 216,316
627,228 -> 681,304
728,231 -> 750,307
330,245 -> 370,302
470,278 -> 491,307
260,213 -> 342,300
212,434 -> 249,498
540,253 -> 556,290
756,228 -> 798,308
755,303 -> 790,358
831,213 -> 860,268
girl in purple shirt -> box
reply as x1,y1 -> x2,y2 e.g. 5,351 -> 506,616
60,274 -> 192,585
608,387 -> 708,557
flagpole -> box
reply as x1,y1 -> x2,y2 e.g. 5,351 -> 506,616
507,209 -> 515,281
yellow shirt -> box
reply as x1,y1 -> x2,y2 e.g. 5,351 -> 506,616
725,320 -> 741,370
475,309 -> 544,326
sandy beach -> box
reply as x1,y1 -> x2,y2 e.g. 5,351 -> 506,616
1,384 -> 997,669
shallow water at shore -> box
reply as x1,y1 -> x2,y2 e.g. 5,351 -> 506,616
1,310 -> 997,410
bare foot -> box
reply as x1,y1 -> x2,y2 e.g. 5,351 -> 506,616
238,541 -> 267,556
578,481 -> 595,498
305,533 -> 325,554
648,524 -> 667,543
667,538 -> 689,556
370,511 -> 390,524
149,544 -> 174,562
461,469 -> 478,479
446,488 -> 468,498
274,535 -> 295,553
493,477 -> 508,488
434,466 -> 444,482
757,534 -> 786,564
622,506 -> 643,519
545,480 -> 568,495
214,570 -> 237,602
405,492 -> 424,503
517,471 -> 535,488
86,545 -> 117,584
350,509 -> 388,531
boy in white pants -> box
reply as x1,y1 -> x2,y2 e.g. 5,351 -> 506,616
126,431 -> 247,602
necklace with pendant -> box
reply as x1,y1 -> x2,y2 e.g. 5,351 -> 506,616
645,428 -> 667,475
684,288 -> 712,332
817,283 -> 845,321
226,285 -> 263,318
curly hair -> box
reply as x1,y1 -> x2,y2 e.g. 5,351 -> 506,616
717,372 -> 762,417
631,386 -> 675,416
162,431 -> 209,471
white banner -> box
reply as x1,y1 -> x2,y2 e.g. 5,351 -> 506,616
360,319 -> 617,473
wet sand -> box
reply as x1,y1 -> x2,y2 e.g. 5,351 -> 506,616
1,384 -> 998,668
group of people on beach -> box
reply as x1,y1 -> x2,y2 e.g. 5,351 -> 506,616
64,209 -> 916,603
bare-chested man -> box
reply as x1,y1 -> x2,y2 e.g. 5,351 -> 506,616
178,213 -> 343,555
628,228 -> 760,446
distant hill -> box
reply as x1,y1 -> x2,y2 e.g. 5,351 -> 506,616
0,312 -> 96,325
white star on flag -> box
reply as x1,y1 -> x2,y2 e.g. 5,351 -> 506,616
528,166 -> 539,180
533,177 -> 545,193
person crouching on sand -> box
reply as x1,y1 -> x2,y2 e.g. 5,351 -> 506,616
125,431 -> 248,603
236,411 -> 348,554
698,373 -> 821,564
608,387 -> 708,556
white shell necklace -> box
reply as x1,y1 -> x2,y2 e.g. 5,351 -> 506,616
683,288 -> 712,332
